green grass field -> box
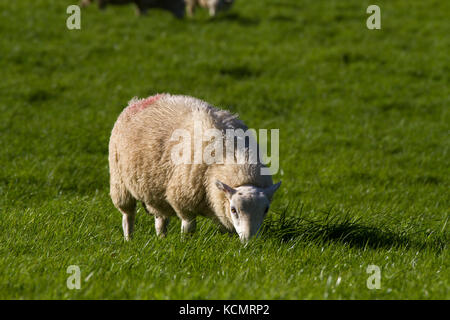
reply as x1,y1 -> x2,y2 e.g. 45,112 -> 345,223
0,0 -> 449,299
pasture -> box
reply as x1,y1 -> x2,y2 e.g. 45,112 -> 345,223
0,0 -> 448,299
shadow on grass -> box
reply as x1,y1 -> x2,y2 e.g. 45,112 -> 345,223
218,65 -> 261,79
269,15 -> 296,23
260,206 -> 447,253
210,13 -> 259,26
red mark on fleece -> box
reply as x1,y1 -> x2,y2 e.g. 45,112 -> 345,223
127,94 -> 163,115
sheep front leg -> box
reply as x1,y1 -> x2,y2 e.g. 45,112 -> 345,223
185,0 -> 196,17
181,218 -> 197,234
208,6 -> 216,17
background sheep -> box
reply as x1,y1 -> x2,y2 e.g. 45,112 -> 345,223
80,0 -> 186,18
185,0 -> 234,17
109,94 -> 281,242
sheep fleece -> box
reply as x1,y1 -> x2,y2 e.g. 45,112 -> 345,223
108,94 -> 272,230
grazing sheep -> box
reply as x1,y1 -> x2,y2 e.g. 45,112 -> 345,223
109,94 -> 281,243
80,0 -> 185,18
185,0 -> 234,17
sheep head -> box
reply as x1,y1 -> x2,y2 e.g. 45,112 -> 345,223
215,180 -> 281,243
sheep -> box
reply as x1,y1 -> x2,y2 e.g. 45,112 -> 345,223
80,0 -> 186,18
185,0 -> 234,17
108,94 -> 281,243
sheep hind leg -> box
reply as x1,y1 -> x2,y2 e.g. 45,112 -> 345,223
155,216 -> 170,238
143,203 -> 170,238
166,198 -> 196,236
110,180 -> 137,241
119,203 -> 136,241
208,5 -> 216,17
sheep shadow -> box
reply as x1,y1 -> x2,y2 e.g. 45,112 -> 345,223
260,209 -> 446,252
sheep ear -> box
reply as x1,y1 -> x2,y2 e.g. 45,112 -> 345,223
215,180 -> 236,198
264,181 -> 281,200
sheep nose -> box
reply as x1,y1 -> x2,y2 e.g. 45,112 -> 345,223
239,233 -> 250,244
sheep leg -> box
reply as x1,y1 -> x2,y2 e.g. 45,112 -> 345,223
208,6 -> 216,17
185,0 -> 196,17
135,1 -> 147,16
143,203 -> 172,237
110,176 -> 137,241
155,216 -> 169,237
166,196 -> 196,235
181,217 -> 197,234
120,206 -> 136,241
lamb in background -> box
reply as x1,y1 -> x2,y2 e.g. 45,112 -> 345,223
185,0 -> 234,17
80,0 -> 186,18
109,94 -> 281,243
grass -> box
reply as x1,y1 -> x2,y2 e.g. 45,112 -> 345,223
0,0 -> 449,299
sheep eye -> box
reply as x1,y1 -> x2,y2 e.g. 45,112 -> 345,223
231,207 -> 237,215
